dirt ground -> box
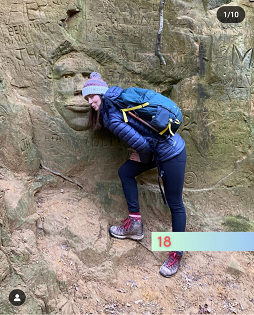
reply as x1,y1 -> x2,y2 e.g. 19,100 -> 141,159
29,184 -> 254,315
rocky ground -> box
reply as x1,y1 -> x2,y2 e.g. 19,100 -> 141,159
1,173 -> 254,315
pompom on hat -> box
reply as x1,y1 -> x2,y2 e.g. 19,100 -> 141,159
82,72 -> 109,98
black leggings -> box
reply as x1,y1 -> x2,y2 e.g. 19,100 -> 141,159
118,147 -> 187,232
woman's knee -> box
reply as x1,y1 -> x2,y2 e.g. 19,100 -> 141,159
118,164 -> 131,179
167,200 -> 185,214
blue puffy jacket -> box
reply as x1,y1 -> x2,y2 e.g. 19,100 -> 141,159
100,86 -> 185,164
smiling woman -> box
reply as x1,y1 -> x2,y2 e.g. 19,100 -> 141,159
52,51 -> 100,131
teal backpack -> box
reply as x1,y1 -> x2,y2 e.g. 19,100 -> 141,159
116,87 -> 182,136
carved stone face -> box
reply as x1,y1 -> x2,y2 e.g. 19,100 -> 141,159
53,52 -> 99,131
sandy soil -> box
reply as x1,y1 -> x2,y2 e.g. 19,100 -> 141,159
30,186 -> 254,315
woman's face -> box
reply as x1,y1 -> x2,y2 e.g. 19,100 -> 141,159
86,94 -> 102,111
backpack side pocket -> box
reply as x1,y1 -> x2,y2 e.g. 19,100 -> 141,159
150,105 -> 170,131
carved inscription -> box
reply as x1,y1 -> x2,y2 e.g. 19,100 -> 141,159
45,134 -> 62,142
20,138 -> 32,152
250,93 -> 254,116
184,172 -> 198,188
213,136 -> 245,146
232,46 -> 253,88
0,106 -> 8,142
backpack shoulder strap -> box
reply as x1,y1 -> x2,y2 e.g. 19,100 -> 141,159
121,102 -> 149,122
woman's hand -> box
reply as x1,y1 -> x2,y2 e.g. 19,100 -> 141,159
129,152 -> 141,162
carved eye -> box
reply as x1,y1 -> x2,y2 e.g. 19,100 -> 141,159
62,73 -> 73,79
82,72 -> 92,78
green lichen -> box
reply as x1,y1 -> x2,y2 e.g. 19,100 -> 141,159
95,182 -> 124,209
223,215 -> 254,232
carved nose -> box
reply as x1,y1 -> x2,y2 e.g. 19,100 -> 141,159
74,73 -> 85,95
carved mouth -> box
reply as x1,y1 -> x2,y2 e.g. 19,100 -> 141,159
65,104 -> 90,113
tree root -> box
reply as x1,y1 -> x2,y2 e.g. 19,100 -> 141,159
40,163 -> 84,189
155,0 -> 167,66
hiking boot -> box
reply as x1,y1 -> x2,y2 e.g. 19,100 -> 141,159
109,217 -> 144,240
159,251 -> 183,277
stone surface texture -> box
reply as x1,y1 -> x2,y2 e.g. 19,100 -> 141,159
0,0 -> 254,313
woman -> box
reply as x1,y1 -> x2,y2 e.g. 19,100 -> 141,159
82,72 -> 187,277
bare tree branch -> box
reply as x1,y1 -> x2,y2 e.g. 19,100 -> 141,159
155,0 -> 167,66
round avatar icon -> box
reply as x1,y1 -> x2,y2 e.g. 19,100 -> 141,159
9,289 -> 26,306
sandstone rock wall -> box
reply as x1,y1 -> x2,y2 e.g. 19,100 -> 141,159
0,0 -> 253,235
0,0 -> 253,238
0,0 -> 254,312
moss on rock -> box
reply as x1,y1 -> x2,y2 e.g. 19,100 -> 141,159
223,215 -> 254,232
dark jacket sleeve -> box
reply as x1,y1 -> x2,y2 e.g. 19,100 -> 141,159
103,107 -> 153,164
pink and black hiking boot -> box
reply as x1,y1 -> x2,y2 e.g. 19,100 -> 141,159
109,217 -> 144,240
159,251 -> 183,277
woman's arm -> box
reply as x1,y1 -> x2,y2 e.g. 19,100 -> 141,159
105,110 -> 153,164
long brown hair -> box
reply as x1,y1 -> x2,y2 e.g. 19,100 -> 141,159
88,105 -> 103,131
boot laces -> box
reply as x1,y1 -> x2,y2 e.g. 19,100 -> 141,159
166,252 -> 178,267
120,217 -> 132,230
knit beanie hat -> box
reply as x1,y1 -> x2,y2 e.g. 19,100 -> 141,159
82,72 -> 109,98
